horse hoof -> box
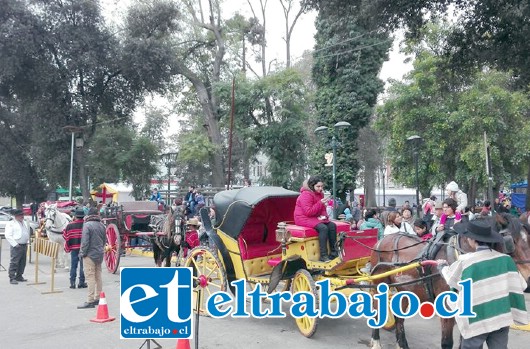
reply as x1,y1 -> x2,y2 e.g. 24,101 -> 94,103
370,339 -> 381,349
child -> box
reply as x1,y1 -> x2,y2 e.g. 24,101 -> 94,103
437,220 -> 528,348
413,219 -> 432,241
181,217 -> 200,257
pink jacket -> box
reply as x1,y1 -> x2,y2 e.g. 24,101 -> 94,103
294,185 -> 328,228
439,212 -> 462,226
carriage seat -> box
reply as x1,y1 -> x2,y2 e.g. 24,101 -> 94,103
285,221 -> 351,239
238,221 -> 281,260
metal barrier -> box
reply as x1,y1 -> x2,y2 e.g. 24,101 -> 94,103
28,234 -> 62,294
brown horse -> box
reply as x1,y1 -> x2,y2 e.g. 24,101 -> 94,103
369,213 -> 530,349
150,207 -> 182,267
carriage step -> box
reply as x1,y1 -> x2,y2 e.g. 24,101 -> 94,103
267,257 -> 282,267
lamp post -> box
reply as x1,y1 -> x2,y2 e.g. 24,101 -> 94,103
63,126 -> 83,201
161,152 -> 178,206
406,135 -> 423,217
315,121 -> 352,219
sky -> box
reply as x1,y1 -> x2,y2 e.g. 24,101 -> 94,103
100,0 -> 413,132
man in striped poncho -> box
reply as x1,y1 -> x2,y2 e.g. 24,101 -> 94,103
63,208 -> 87,289
437,219 -> 528,349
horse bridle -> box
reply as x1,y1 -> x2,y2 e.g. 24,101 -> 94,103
45,208 -> 63,234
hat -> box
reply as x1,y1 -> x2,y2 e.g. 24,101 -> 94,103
446,181 -> 459,192
74,208 -> 85,218
186,218 -> 201,227
388,198 -> 396,207
453,220 -> 503,243
11,209 -> 23,216
434,201 -> 443,209
87,207 -> 99,216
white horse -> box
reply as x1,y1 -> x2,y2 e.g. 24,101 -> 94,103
44,204 -> 72,269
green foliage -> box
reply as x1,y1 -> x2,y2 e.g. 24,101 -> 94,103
87,126 -> 160,199
215,69 -> 310,188
120,137 -> 160,200
311,1 -> 391,196
376,25 -> 530,198
365,0 -> 530,86
174,130 -> 217,187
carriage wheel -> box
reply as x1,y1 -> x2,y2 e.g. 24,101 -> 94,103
104,223 -> 121,274
291,269 -> 318,338
184,247 -> 227,316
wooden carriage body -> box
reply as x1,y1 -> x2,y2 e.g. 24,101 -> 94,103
102,201 -> 166,273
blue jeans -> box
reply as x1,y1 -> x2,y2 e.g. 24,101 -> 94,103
70,249 -> 85,284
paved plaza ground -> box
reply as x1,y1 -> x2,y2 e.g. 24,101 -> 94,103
1,240 -> 529,349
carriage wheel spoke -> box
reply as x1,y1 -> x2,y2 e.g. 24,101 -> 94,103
190,257 -> 200,271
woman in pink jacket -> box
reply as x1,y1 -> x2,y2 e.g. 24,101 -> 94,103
294,176 -> 338,262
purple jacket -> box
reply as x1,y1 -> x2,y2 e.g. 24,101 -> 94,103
294,185 -> 328,228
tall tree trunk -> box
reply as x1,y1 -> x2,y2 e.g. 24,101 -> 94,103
526,163 -> 530,212
365,168 -> 377,208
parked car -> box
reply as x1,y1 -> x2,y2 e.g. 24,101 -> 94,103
0,211 -> 12,236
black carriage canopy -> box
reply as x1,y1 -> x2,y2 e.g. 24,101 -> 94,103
213,186 -> 299,239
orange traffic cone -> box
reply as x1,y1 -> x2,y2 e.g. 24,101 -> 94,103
90,291 -> 116,323
176,338 -> 191,349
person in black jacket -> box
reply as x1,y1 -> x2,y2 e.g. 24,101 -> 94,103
77,208 -> 106,309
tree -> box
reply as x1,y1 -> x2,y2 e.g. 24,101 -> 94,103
0,0 -> 144,203
310,0 -> 391,198
366,0 -> 530,85
216,69 -> 310,188
365,0 -> 530,206
356,125 -> 385,208
87,125 -> 160,200
376,24 -> 530,201
278,0 -> 309,68
123,0 -> 231,187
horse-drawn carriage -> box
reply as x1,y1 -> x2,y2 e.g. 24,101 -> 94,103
183,186 -> 423,336
101,201 -> 170,273
184,186 -> 530,345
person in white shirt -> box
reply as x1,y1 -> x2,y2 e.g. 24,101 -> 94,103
383,211 -> 415,236
4,209 -> 30,285
446,181 -> 468,213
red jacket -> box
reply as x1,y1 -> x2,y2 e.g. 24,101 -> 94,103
182,229 -> 200,257
294,185 -> 328,228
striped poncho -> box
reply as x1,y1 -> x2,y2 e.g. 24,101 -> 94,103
441,248 -> 528,339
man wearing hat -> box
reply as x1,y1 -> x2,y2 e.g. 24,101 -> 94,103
63,208 -> 87,289
437,220 -> 528,348
4,209 -> 31,284
78,207 -> 106,309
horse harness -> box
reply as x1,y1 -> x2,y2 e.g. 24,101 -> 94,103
371,232 -> 458,301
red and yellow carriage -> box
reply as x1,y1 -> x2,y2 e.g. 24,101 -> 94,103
102,201 -> 167,273
184,186 -> 408,337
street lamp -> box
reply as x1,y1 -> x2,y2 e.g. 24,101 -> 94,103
406,135 -> 423,217
315,121 -> 352,219
161,152 -> 178,206
63,126 -> 83,201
